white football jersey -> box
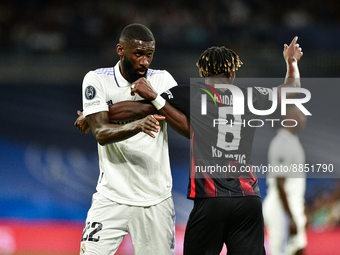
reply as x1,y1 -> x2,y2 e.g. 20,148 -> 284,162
264,128 -> 307,254
266,128 -> 306,211
82,61 -> 177,206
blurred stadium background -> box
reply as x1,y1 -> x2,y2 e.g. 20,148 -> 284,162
0,0 -> 339,254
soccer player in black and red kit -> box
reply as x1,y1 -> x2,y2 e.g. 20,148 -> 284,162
75,37 -> 303,255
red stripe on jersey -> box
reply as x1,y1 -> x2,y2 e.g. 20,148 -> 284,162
189,132 -> 196,198
248,165 -> 258,185
239,178 -> 255,196
203,174 -> 217,197
200,83 -> 223,106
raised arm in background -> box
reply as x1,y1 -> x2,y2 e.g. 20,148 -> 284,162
277,36 -> 303,102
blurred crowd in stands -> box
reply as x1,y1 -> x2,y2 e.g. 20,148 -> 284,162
0,0 -> 339,54
307,180 -> 340,231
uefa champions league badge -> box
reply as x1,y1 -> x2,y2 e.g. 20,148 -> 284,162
255,87 -> 273,101
80,243 -> 86,254
254,87 -> 270,95
85,85 -> 96,100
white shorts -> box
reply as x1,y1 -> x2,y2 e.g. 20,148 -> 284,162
263,194 -> 307,255
80,192 -> 175,255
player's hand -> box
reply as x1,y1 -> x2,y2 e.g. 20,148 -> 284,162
74,110 -> 90,134
139,114 -> 165,138
289,217 -> 298,236
283,36 -> 303,62
131,77 -> 158,101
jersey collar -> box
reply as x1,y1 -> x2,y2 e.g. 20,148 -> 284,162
114,61 -> 130,88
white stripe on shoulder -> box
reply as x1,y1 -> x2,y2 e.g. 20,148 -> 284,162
94,68 -> 114,76
146,69 -> 165,77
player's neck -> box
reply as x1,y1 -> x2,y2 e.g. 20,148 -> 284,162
205,76 -> 233,92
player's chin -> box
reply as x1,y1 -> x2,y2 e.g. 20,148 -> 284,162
135,70 -> 147,79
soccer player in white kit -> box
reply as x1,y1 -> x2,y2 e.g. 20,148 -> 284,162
263,105 -> 308,255
79,24 -> 177,255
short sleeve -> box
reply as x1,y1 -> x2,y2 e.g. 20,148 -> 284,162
82,71 -> 109,117
252,87 -> 275,110
160,70 -> 178,91
161,85 -> 190,118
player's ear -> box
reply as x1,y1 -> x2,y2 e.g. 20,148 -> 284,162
116,44 -> 124,57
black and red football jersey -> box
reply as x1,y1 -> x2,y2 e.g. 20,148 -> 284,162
162,83 -> 273,199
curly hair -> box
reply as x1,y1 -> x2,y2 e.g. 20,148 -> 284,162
196,46 -> 243,77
